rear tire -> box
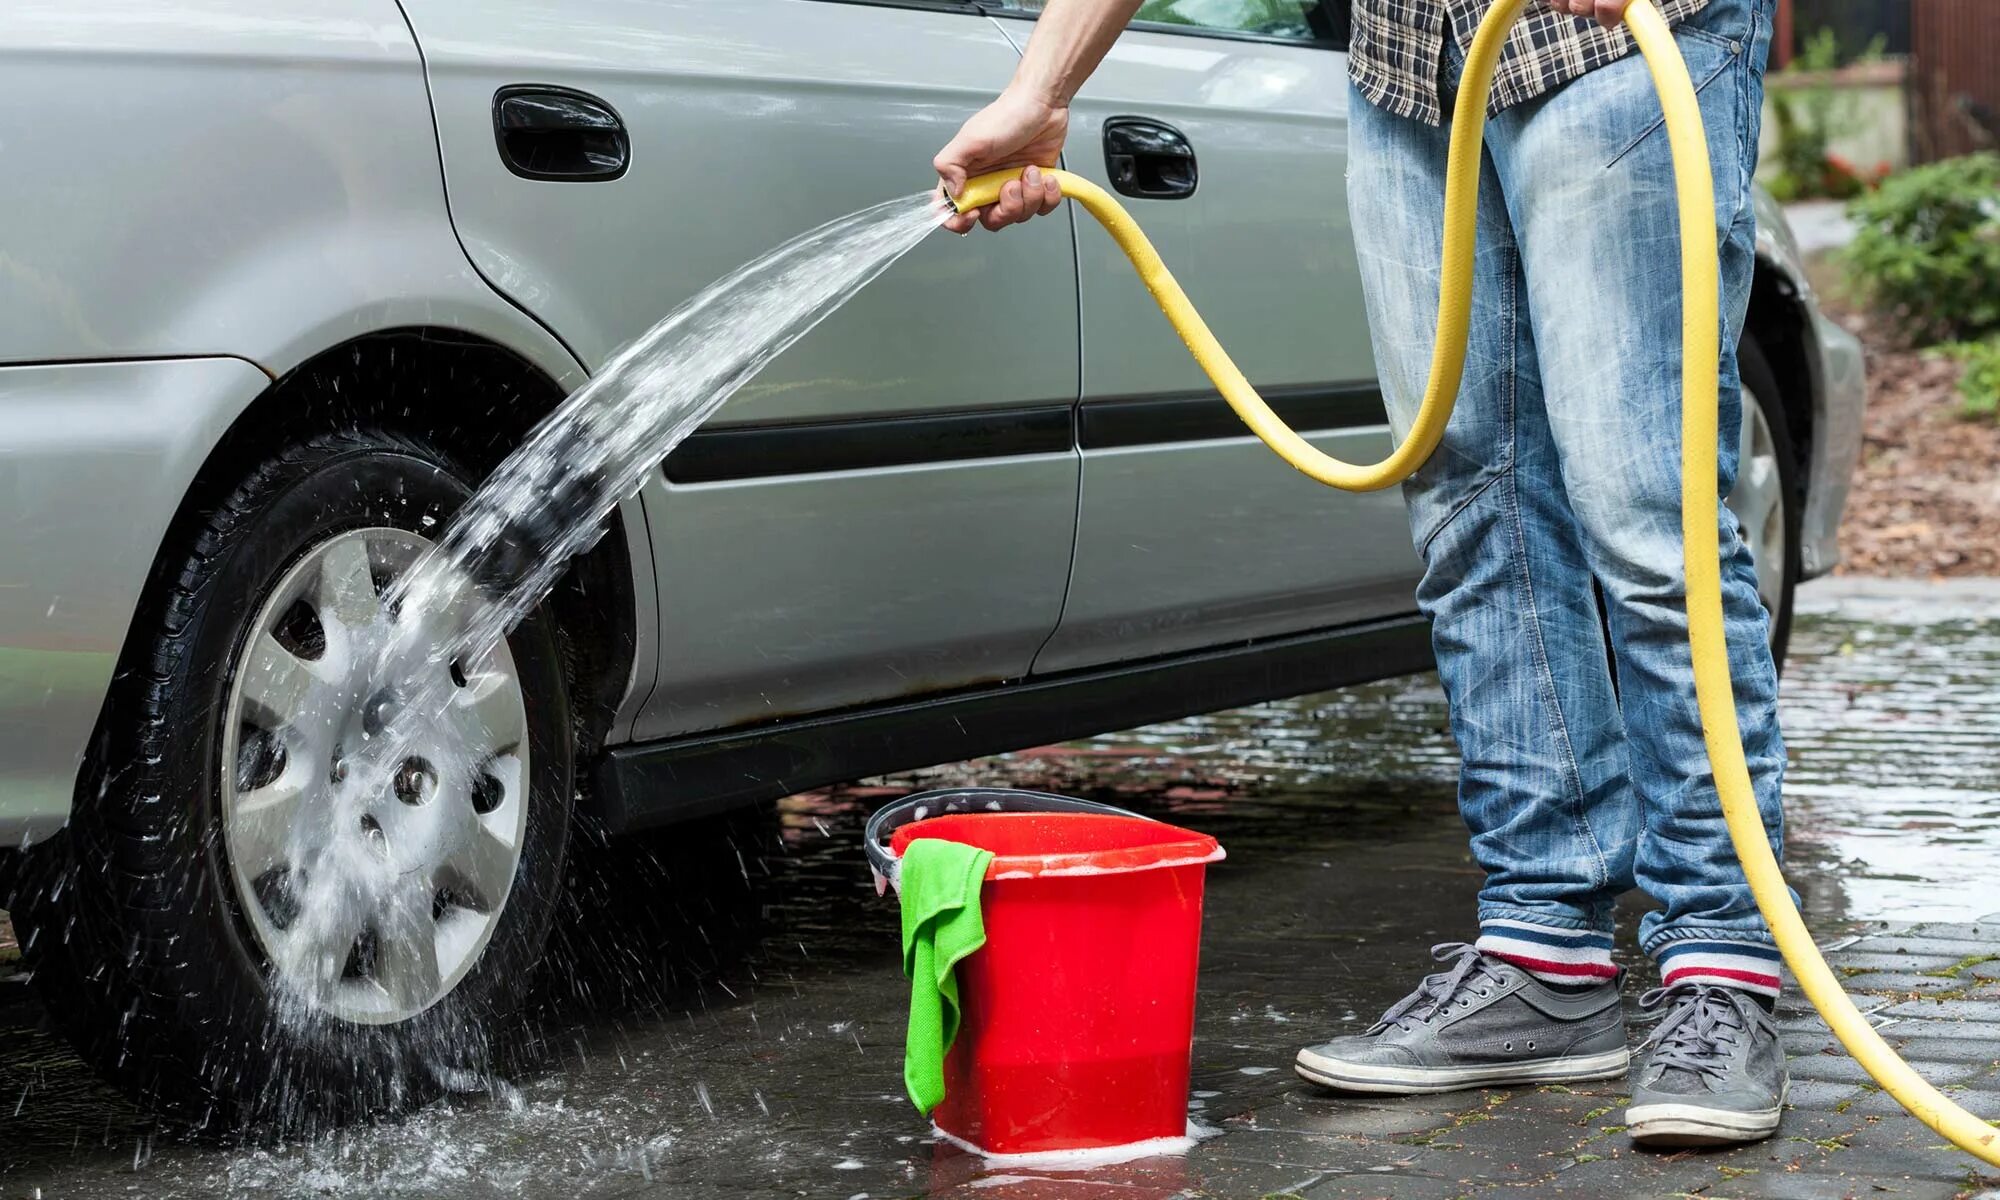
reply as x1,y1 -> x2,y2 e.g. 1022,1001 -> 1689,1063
1728,337 -> 1802,672
21,427 -> 573,1133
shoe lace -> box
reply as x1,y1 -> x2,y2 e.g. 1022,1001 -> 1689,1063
1637,983 -> 1747,1082
1368,942 -> 1508,1034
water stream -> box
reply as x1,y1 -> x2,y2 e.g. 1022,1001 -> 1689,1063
268,190 -> 954,1024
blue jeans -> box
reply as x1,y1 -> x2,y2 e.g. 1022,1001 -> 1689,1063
1346,0 -> 1787,978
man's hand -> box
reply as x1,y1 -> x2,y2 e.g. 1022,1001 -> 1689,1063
1544,0 -> 1629,29
934,89 -> 1069,234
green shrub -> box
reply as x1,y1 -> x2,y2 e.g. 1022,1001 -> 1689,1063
1842,152 -> 2000,344
1946,338 -> 2000,420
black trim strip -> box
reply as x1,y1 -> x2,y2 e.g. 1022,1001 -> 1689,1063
662,383 -> 1383,483
1080,381 -> 1386,450
663,404 -> 1073,484
591,612 -> 1433,832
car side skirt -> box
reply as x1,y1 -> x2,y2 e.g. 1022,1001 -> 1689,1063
592,611 -> 1435,832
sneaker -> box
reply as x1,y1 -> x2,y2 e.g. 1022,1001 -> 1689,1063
1626,983 -> 1788,1146
1294,942 -> 1630,1095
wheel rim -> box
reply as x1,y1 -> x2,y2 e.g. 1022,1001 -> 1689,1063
220,527 -> 530,1025
1726,388 -> 1789,631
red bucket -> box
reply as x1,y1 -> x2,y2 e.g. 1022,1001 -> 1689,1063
875,789 -> 1224,1159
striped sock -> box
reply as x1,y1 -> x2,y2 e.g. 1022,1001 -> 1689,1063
1656,940 -> 1784,999
1475,920 -> 1618,987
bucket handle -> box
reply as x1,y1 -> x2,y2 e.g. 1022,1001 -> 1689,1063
864,787 -> 1150,893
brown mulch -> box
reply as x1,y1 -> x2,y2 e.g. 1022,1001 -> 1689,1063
1829,304 -> 2000,578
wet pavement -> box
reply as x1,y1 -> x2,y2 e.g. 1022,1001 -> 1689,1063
3,576 -> 1998,1199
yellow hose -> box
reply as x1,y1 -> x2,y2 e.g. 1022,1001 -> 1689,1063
951,0 -> 1998,1163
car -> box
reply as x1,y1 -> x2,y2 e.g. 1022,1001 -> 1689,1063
0,0 -> 1863,1128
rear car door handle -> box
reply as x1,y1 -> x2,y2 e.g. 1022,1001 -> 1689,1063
493,86 -> 630,181
1102,117 -> 1197,200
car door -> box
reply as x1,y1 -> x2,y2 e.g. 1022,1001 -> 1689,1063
986,0 -> 1423,675
397,0 -> 1082,738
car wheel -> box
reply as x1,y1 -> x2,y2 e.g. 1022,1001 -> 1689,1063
23,427 -> 572,1131
1726,337 -> 1802,671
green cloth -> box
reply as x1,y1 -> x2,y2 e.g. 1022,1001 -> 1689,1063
898,837 -> 994,1116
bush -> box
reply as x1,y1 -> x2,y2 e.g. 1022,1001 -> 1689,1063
1946,338 -> 2000,421
1841,152 -> 2000,344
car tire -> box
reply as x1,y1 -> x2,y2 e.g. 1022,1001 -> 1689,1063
21,427 -> 573,1132
1728,336 -> 1803,672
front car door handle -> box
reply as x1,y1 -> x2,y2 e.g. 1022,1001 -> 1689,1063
1102,116 -> 1197,200
493,86 -> 630,181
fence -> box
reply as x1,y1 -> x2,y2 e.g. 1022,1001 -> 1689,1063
1907,0 -> 1999,162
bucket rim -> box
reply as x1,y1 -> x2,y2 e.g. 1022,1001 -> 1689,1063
889,811 -> 1225,881
864,787 -> 1224,892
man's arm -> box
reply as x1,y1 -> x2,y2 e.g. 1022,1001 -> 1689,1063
935,0 -> 1145,234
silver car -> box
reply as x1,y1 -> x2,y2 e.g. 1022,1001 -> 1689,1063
0,0 -> 1862,1125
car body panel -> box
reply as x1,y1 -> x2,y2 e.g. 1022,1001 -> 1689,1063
0,1 -> 654,841
1796,309 -> 1865,579
399,0 -> 1084,734
1752,187 -> 1861,580
1016,20 -> 1423,672
0,357 -> 273,847
0,2 -> 582,391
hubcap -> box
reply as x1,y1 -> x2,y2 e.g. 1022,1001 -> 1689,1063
220,528 -> 530,1025
1725,390 -> 1788,633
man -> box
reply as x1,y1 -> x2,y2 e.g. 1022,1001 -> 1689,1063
935,0 -> 1788,1147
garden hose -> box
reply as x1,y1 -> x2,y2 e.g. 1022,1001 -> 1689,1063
950,0 -> 1998,1164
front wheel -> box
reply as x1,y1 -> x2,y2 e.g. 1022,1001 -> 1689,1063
23,427 -> 573,1130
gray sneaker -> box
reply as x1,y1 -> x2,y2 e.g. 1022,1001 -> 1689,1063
1294,942 -> 1630,1094
1626,983 -> 1788,1146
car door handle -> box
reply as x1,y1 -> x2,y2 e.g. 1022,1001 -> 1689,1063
493,86 -> 630,181
1102,117 -> 1197,200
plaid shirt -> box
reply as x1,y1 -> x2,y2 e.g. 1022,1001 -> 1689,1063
1350,0 -> 1711,125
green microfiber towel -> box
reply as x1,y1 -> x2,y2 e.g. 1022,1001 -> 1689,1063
898,836 -> 994,1116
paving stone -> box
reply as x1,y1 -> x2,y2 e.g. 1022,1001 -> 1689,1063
1837,1082 -> 1988,1119
1848,937 -> 2000,960
1836,972 -> 1965,994
1192,1128 -> 1407,1169
1826,952 -> 1965,974
1904,923 -> 1996,942
1254,1097 -> 1456,1140
1487,1088 -> 1629,1132
1364,1144 -> 1551,1187
1787,1051 -> 1981,1087
1301,1170 -> 1476,1200
1884,1036 -> 2000,1064
1879,999 -> 2000,1023
1806,1144 -> 1978,1184
1782,1077 -> 1871,1111
1784,1031 -> 1844,1058
1521,1145 -> 1741,1197
1877,1015 -> 2000,1041
1716,1170 -> 1967,1200
1432,1111 -> 1597,1163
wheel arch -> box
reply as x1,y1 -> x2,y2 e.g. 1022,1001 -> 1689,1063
94,327 -> 648,795
1742,259 -> 1819,514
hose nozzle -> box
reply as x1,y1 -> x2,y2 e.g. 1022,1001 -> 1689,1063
942,168 -> 1036,215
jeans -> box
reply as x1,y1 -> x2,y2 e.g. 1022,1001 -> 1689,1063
1345,0 -> 1787,980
